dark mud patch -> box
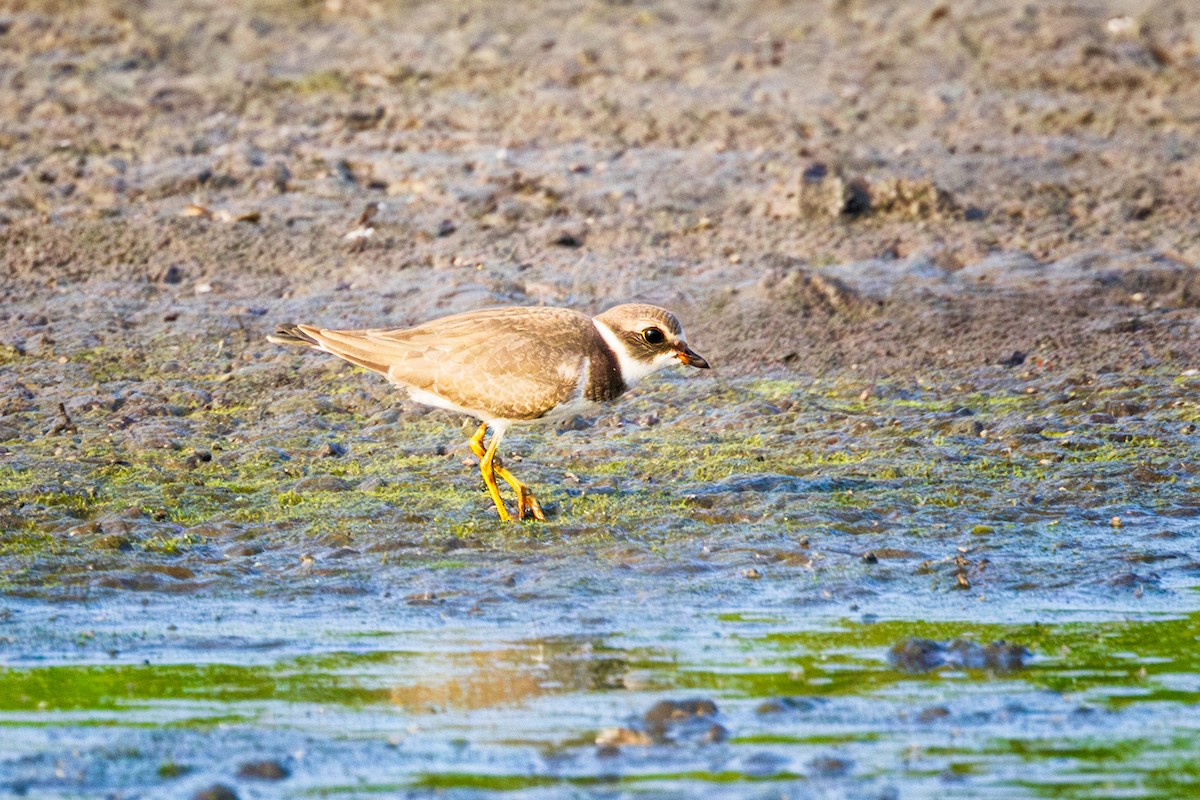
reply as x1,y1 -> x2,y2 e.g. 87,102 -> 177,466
888,637 -> 1030,673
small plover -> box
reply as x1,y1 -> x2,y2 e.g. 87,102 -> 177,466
269,304 -> 709,521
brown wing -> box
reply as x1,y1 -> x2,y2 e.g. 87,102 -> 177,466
292,307 -> 597,420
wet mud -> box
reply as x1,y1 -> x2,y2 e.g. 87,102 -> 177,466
2,1 -> 1200,798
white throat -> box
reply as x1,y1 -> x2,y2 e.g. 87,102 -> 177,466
593,318 -> 679,387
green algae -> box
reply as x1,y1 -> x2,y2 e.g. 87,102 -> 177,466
2,611 -> 1196,715
2,356 -> 1197,603
0,520 -> 60,559
3,609 -> 1197,796
2,366 -> 1196,593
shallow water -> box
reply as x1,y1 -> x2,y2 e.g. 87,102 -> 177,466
3,365 -> 1200,799
3,587 -> 1200,799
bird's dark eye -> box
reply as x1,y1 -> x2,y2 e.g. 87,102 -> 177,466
641,327 -> 666,345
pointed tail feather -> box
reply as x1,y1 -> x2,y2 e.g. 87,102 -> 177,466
268,323 -> 393,376
267,323 -> 320,348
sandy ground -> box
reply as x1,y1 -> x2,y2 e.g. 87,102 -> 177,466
2,0 -> 1199,378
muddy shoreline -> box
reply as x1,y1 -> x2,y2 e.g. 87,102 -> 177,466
3,1 -> 1200,797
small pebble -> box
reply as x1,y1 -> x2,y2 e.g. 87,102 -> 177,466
193,785 -> 238,800
236,759 -> 289,780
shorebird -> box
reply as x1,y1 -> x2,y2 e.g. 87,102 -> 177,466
269,304 -> 709,521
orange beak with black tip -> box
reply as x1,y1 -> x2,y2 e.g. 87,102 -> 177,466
676,344 -> 710,369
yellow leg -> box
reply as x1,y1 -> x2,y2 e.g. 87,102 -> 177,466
478,427 -> 511,522
468,422 -> 488,460
466,422 -> 544,522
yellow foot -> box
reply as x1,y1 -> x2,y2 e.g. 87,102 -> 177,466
495,463 -> 546,522
520,487 -> 546,522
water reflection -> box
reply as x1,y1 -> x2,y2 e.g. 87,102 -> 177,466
385,640 -> 631,712
1,609 -> 1199,798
